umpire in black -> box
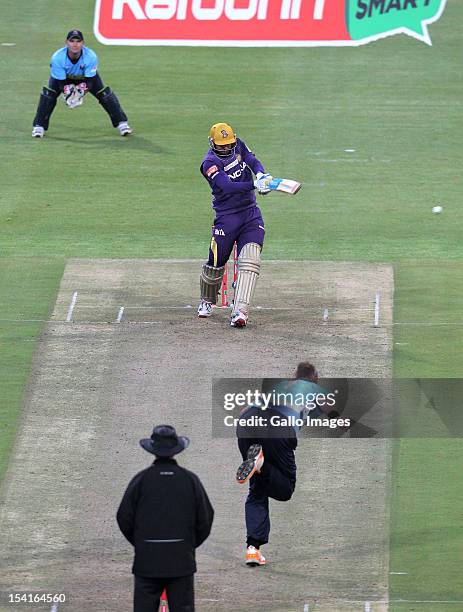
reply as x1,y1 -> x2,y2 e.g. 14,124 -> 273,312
117,425 -> 214,611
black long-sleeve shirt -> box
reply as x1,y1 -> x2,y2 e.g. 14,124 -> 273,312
117,458 -> 214,577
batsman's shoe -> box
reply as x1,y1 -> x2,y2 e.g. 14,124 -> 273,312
32,126 -> 44,138
230,309 -> 248,328
117,121 -> 132,136
236,444 -> 264,484
245,546 -> 266,567
197,299 -> 213,318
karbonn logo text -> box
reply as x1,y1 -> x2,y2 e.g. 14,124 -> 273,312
112,0 -> 306,21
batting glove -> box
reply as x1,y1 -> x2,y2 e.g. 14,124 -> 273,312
254,172 -> 273,194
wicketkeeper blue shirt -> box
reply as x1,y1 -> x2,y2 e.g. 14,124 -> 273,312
50,46 -> 98,80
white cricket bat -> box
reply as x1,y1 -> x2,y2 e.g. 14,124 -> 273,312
267,178 -> 302,195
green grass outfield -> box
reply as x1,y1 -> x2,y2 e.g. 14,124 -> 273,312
1,0 -> 462,609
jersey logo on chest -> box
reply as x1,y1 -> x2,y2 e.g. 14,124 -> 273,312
228,161 -> 247,180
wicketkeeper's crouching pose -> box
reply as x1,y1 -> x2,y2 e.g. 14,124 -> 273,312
32,30 -> 132,138
198,122 -> 273,328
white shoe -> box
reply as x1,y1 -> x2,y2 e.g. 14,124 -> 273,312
32,126 -> 44,138
117,121 -> 132,136
230,309 -> 248,328
197,299 -> 213,318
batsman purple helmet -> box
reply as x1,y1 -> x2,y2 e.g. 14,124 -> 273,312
209,122 -> 237,157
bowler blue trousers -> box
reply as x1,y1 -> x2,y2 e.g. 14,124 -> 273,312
238,438 -> 296,547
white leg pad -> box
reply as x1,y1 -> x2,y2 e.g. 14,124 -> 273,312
233,243 -> 261,313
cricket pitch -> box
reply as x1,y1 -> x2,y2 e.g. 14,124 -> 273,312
0,260 -> 393,611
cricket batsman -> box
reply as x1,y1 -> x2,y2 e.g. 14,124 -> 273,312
32,30 -> 132,138
197,122 -> 273,327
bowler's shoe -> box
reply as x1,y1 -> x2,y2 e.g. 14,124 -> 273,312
245,545 -> 266,567
236,444 -> 264,484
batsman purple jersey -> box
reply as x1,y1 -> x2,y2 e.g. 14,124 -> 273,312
200,138 -> 265,215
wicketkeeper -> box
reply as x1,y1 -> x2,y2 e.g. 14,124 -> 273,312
197,122 -> 273,328
32,30 -> 132,138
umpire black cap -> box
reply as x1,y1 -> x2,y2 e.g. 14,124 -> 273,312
66,29 -> 84,41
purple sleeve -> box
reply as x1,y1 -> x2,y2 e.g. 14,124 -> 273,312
202,161 -> 254,194
241,140 -> 265,175
212,171 -> 254,194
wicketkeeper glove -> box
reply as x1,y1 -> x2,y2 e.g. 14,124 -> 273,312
63,83 -> 87,109
254,172 -> 273,194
